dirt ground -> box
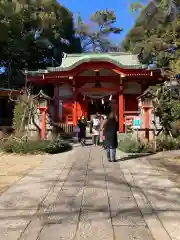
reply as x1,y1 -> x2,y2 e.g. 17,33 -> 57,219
0,153 -> 42,194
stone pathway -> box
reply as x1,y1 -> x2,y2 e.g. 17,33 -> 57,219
0,146 -> 180,239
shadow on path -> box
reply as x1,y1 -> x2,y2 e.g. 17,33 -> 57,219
117,153 -> 155,162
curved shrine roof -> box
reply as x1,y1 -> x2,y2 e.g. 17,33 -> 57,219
47,52 -> 146,72
26,52 -> 154,76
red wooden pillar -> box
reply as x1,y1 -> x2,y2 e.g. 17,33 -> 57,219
119,93 -> 124,132
41,110 -> 47,139
72,80 -> 77,126
73,100 -> 77,126
76,101 -> 82,120
53,85 -> 59,122
144,107 -> 150,141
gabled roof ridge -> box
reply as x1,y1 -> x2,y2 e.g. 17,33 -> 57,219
64,52 -> 135,57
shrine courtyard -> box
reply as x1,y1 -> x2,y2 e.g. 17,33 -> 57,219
0,144 -> 180,240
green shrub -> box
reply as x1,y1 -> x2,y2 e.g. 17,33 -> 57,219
45,139 -> 72,154
118,135 -> 154,153
12,102 -> 27,134
156,136 -> 180,151
0,138 -> 72,154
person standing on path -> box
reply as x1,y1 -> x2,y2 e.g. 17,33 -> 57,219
77,115 -> 87,146
92,113 -> 100,146
104,112 -> 118,162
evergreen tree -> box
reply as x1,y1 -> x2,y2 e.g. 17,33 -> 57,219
0,0 -> 80,88
76,10 -> 123,52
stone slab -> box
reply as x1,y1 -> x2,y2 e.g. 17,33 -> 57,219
0,209 -> 35,240
39,224 -> 77,240
157,211 -> 180,240
75,222 -> 113,240
114,226 -> 154,240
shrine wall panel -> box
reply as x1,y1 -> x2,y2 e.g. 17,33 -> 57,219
124,95 -> 139,111
59,84 -> 73,99
124,81 -> 142,94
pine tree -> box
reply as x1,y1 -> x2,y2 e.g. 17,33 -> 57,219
76,10 -> 123,52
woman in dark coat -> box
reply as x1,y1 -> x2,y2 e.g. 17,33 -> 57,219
77,115 -> 87,146
104,112 -> 118,162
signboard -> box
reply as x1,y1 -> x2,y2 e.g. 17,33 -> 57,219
133,117 -> 140,129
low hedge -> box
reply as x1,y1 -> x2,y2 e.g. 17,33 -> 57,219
156,136 -> 180,151
118,135 -> 154,153
0,138 -> 72,154
118,134 -> 180,153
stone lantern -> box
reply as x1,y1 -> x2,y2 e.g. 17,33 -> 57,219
34,90 -> 51,139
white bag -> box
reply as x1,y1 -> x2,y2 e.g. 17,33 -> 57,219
93,118 -> 100,127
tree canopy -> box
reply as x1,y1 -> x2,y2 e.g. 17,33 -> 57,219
0,0 -> 81,88
125,0 -> 180,136
76,9 -> 123,52
123,0 -> 180,75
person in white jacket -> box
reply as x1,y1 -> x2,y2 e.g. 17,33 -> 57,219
92,113 -> 100,146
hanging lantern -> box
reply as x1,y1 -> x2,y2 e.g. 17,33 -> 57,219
109,95 -> 112,101
91,99 -> 93,104
102,98 -> 104,105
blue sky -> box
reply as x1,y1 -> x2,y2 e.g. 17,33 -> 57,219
59,0 -> 139,44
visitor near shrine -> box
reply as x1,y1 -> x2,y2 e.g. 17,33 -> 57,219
77,115 -> 87,146
104,112 -> 118,162
92,113 -> 100,146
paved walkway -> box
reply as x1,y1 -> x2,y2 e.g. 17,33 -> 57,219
0,146 -> 180,239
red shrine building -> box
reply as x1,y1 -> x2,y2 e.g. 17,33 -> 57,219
26,53 -> 163,133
